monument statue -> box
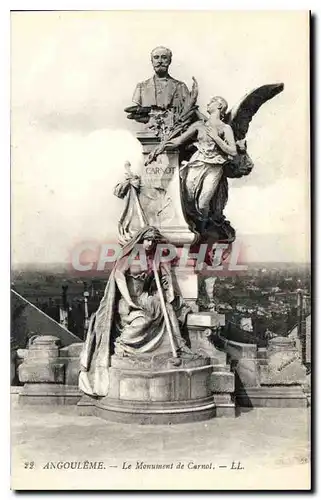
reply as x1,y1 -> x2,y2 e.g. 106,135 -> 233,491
78,48 -> 284,424
79,226 -> 195,398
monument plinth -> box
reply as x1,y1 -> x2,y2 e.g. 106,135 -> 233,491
78,354 -> 217,424
136,132 -> 198,246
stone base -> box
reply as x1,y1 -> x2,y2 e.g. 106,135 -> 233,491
211,370 -> 235,393
19,383 -> 82,405
93,396 -> 216,425
78,362 -> 218,424
211,370 -> 236,417
236,385 -> 308,408
212,394 -> 236,417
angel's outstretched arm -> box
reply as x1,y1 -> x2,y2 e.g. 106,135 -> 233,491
212,125 -> 237,157
166,122 -> 199,149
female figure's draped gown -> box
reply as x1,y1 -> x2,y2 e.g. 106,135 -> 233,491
79,227 -> 190,397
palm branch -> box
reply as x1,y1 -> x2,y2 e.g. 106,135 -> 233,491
145,78 -> 199,165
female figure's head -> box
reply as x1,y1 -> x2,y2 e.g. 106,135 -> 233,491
207,96 -> 228,120
143,238 -> 155,252
139,226 -> 163,253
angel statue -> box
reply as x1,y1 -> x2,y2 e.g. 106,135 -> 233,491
146,83 -> 284,242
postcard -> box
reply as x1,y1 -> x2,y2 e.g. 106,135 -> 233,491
11,10 -> 311,490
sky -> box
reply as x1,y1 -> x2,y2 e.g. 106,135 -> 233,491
11,10 -> 310,265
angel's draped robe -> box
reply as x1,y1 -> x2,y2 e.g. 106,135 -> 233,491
180,122 -> 235,242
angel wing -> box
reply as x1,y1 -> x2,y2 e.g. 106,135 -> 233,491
225,83 -> 284,141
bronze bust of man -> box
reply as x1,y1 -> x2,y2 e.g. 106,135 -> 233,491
133,46 -> 189,112
125,47 -> 190,126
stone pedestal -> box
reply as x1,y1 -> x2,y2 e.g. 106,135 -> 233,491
136,132 -> 197,246
186,312 -> 235,417
18,335 -> 65,404
222,338 -> 261,388
187,312 -> 226,361
17,336 -> 83,405
220,335 -> 308,408
78,354 -> 217,424
260,336 -> 308,386
210,367 -> 235,417
135,132 -> 205,312
134,132 -> 204,312
268,336 -> 298,355
59,342 -> 83,386
18,336 -> 64,384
